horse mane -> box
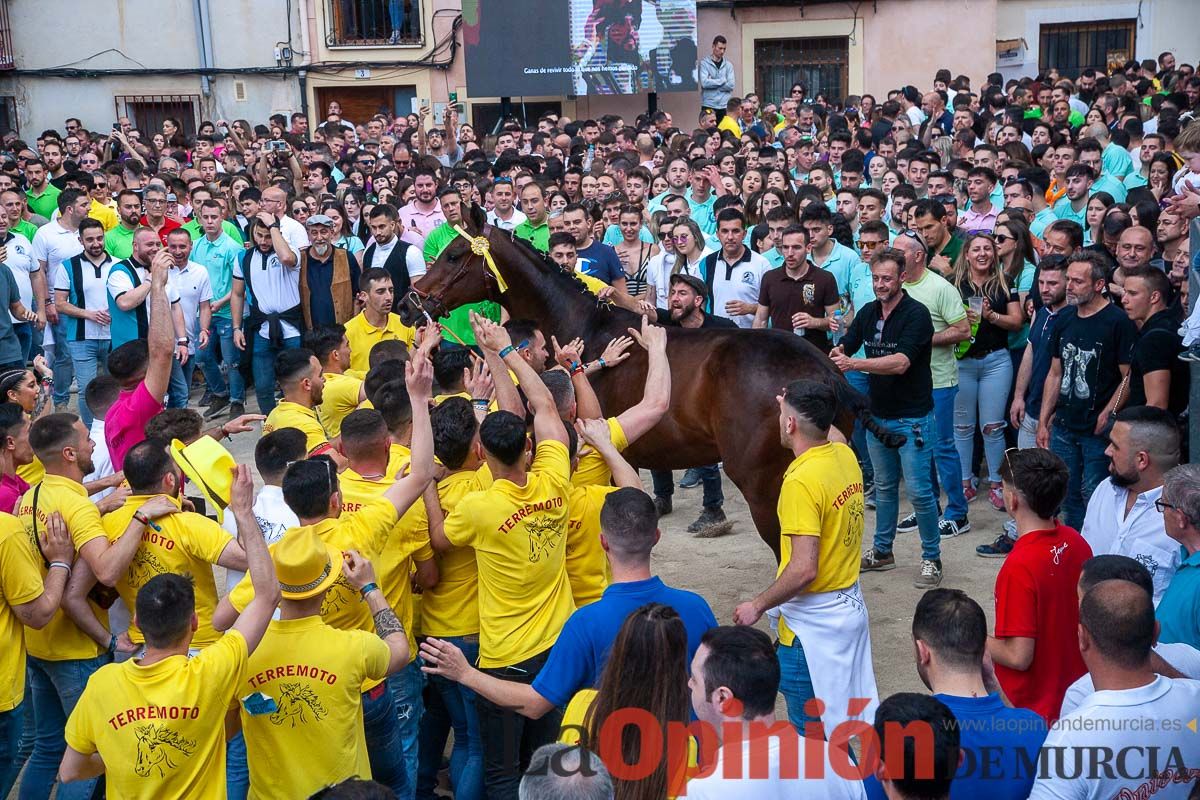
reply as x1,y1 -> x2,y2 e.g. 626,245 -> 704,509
501,229 -> 607,305
137,724 -> 195,752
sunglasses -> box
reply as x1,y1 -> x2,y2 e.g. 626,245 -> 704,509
993,233 -> 1014,244
873,318 -> 885,343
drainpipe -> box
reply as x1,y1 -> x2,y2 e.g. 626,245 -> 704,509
296,0 -> 312,121
192,0 -> 211,96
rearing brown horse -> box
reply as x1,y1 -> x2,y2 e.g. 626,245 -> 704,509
400,206 -> 901,557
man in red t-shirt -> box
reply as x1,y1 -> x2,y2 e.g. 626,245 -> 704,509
987,447 -> 1092,723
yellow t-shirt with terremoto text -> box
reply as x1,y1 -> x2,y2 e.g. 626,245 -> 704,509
17,474 -> 109,661
64,631 -> 248,800
102,495 -> 234,647
776,442 -> 865,646
411,469 -> 486,638
239,616 -> 391,800
444,440 -> 575,668
566,484 -> 617,607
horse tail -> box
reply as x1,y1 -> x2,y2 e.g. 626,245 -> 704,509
832,376 -> 907,449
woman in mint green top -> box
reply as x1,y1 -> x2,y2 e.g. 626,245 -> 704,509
995,218 -> 1037,351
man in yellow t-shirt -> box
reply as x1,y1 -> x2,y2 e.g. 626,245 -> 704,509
337,407 -> 438,791
59,464 -> 280,800
101,438 -> 247,649
565,419 -> 644,606
305,323 -> 365,439
731,379 -> 878,737
435,312 -> 573,797
262,347 -> 334,458
238,527 -> 410,800
16,413 -> 180,798
216,352 -> 437,796
344,269 -> 415,374
0,509 -> 75,798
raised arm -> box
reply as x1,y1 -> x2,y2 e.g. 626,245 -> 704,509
474,313 -> 567,447
228,464 -> 281,654
577,418 -> 641,488
343,550 -> 410,674
381,352 -> 436,513
144,250 -> 176,401
552,336 -> 603,420
11,512 -> 74,629
474,317 -> 524,416
614,318 -> 670,443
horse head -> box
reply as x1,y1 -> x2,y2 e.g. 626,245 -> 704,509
398,203 -> 506,326
134,724 -> 194,777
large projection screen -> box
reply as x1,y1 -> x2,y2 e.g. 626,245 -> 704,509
463,0 -> 698,97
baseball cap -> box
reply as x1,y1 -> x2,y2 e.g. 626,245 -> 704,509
669,273 -> 708,299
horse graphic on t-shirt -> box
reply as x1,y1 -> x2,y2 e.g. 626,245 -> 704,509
526,517 -> 564,563
133,724 -> 196,778
271,682 -> 328,728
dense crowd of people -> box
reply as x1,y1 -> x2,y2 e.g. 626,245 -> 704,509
0,35 -> 1198,800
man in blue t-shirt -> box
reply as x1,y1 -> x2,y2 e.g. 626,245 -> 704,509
419,488 -> 717,717
865,589 -> 1047,800
561,204 -> 627,290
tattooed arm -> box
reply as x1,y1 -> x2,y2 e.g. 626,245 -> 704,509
343,549 -> 410,673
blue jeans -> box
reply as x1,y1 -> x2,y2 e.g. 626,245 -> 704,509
50,316 -> 73,407
651,466 -> 723,509
388,660 -> 424,800
363,681 -> 409,797
65,339 -> 110,427
198,317 -> 244,403
846,371 -> 874,484
251,334 -> 301,415
168,355 -> 193,409
20,654 -> 109,800
777,640 -> 819,733
955,349 -> 1013,485
388,0 -> 404,31
13,322 -> 32,364
867,412 -> 941,561
418,636 -> 483,800
0,702 -> 23,799
225,730 -> 248,800
1050,425 -> 1109,530
931,386 -> 968,521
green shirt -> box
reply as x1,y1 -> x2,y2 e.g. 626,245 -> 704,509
421,222 -> 500,346
11,219 -> 37,242
902,268 -> 967,389
514,219 -> 550,252
104,224 -> 136,261
25,185 -> 61,221
935,233 -> 963,267
181,218 -> 245,245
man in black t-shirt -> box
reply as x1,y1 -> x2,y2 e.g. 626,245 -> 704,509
1122,270 -> 1187,416
1038,252 -> 1137,530
641,274 -> 733,534
830,248 -> 944,589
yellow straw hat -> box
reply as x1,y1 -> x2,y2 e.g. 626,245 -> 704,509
272,528 -> 342,600
169,437 -> 235,522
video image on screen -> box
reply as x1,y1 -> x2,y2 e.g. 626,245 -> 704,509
569,0 -> 698,95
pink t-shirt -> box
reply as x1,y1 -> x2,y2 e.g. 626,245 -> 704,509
0,472 -> 30,515
106,382 -> 164,471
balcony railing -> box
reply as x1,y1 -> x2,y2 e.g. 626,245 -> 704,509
327,0 -> 423,47
0,0 -> 14,70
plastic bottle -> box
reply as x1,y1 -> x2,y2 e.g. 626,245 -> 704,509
830,308 -> 845,346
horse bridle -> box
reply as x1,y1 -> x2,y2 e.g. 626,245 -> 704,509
405,223 -> 502,324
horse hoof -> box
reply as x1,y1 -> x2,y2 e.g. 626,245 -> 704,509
692,520 -> 735,539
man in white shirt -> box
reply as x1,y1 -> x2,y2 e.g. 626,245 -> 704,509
81,374 -> 120,502
1081,407 -> 1182,605
1059,554 -> 1200,717
0,206 -> 39,362
32,187 -> 88,409
164,228 -> 214,410
687,626 -> 866,800
1030,580 -> 1200,800
259,186 -> 310,254
485,178 -> 527,231
53,218 -> 113,426
220,427 -> 304,592
693,208 -> 768,328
